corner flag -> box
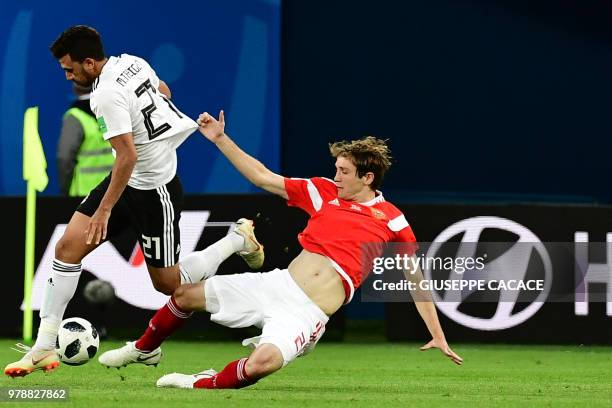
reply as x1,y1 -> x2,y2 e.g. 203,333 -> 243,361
23,107 -> 48,191
22,106 -> 48,342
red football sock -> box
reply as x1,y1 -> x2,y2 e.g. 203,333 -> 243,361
135,297 -> 192,352
194,358 -> 256,389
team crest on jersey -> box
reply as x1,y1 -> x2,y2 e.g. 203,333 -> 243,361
370,207 -> 387,220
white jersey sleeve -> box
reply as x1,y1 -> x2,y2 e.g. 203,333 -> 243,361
91,85 -> 132,140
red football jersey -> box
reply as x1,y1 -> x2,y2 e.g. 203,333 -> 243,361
284,177 -> 417,303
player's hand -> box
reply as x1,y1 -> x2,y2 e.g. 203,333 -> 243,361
420,338 -> 463,365
85,208 -> 111,245
197,110 -> 225,143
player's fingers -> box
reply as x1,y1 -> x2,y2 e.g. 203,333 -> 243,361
91,222 -> 102,245
420,341 -> 434,351
97,223 -> 104,244
446,347 -> 463,365
86,226 -> 94,245
101,223 -> 107,241
92,225 -> 99,245
86,221 -> 96,244
219,110 -> 225,125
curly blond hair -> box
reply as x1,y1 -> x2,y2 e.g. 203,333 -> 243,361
329,136 -> 392,190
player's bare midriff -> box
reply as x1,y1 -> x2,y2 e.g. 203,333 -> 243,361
288,249 -> 345,316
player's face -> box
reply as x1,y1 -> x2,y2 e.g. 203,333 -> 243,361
334,156 -> 373,200
58,54 -> 97,87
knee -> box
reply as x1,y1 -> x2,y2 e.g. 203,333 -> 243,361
173,284 -> 204,311
55,237 -> 81,264
245,345 -> 284,379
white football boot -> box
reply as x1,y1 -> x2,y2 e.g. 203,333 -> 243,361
98,341 -> 162,368
4,344 -> 60,377
156,369 -> 217,389
234,218 -> 265,269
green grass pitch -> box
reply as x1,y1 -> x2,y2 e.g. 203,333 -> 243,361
0,339 -> 610,407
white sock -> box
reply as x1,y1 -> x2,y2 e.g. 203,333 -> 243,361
179,232 -> 244,284
33,259 -> 82,351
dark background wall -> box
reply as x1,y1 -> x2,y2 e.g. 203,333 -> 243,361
282,0 -> 612,203
5,196 -> 610,342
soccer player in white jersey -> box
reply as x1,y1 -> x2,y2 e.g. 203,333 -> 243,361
98,111 -> 462,390
5,26 -> 263,377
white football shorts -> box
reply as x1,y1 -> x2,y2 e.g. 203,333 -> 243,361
204,268 -> 329,365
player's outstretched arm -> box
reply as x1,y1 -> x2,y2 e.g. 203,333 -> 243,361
404,262 -> 463,365
197,110 -> 288,199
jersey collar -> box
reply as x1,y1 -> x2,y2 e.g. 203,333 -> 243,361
358,191 -> 385,207
100,56 -> 117,77
93,56 -> 116,90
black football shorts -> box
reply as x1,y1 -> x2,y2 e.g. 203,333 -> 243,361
76,174 -> 183,268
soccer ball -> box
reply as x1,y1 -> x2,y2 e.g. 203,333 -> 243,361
55,317 -> 100,365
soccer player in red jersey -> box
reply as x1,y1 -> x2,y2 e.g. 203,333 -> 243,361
99,110 -> 462,389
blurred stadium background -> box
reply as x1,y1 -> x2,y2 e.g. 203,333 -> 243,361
0,0 -> 611,406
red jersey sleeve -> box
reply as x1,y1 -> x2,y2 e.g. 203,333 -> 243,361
284,178 -> 317,215
284,177 -> 338,216
388,214 -> 419,256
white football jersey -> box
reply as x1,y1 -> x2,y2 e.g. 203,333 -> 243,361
91,54 -> 197,189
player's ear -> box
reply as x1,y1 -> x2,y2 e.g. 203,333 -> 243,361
82,57 -> 96,72
363,172 -> 375,186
